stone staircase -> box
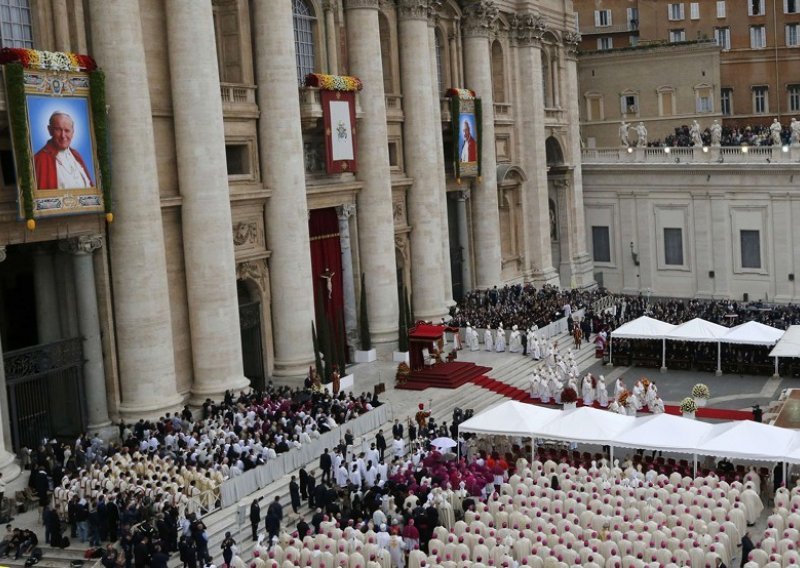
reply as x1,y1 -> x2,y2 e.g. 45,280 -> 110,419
19,330 -> 595,568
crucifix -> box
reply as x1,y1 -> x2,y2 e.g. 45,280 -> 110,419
320,267 -> 335,300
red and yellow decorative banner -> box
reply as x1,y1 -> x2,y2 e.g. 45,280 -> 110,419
305,73 -> 363,92
305,74 -> 361,175
447,87 -> 482,183
1,48 -> 111,229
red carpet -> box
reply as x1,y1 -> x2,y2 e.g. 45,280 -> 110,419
396,361 -> 492,391
467,375 -> 754,421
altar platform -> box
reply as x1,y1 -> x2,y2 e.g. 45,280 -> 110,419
395,360 -> 492,391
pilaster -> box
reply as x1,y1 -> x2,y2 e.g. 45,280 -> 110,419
0,248 -> 22,479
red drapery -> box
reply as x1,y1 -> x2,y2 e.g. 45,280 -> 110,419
308,208 -> 348,366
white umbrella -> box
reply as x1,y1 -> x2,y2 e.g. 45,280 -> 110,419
430,437 -> 457,449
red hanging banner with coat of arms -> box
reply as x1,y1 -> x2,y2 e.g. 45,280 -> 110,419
305,73 -> 362,175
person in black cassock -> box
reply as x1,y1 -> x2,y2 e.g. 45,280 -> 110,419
289,476 -> 301,514
740,532 -> 754,567
249,500 -> 260,541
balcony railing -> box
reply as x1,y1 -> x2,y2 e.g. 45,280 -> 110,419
580,21 -> 639,36
582,145 -> 800,164
220,83 -> 256,105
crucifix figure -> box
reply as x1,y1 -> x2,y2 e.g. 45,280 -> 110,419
320,267 -> 335,300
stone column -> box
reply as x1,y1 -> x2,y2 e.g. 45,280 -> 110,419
59,235 -> 111,430
52,0 -> 70,51
513,12 -> 558,284
0,247 -> 21,479
32,246 -> 62,344
343,0 -> 399,349
462,0 -> 502,289
428,11 -> 454,306
165,0 -> 249,401
397,0 -> 447,321
336,204 -> 358,356
324,0 -> 339,74
448,32 -> 459,86
562,34 -> 594,287
88,0 -> 182,415
253,0 -> 316,378
456,191 -> 473,290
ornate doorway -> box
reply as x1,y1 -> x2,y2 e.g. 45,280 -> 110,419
238,280 -> 266,391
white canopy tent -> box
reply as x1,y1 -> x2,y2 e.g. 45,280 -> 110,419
612,413 -> 713,454
609,316 -> 676,366
722,321 -> 784,376
457,400 -> 560,437
664,318 -> 729,374
770,324 -> 800,358
696,420 -> 798,461
533,406 -> 635,445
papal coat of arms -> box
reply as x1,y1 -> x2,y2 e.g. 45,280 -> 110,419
336,120 -> 348,140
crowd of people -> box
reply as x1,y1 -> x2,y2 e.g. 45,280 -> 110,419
15,384 -> 380,565
648,122 -> 796,148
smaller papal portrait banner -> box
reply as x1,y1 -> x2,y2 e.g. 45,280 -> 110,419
447,88 -> 482,184
305,73 -> 363,175
0,48 -> 112,229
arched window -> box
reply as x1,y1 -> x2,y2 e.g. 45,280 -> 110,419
491,40 -> 505,103
0,0 -> 33,48
292,0 -> 316,85
434,29 -> 445,96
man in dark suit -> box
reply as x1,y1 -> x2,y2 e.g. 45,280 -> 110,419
376,430 -> 387,462
392,419 -> 403,440
249,499 -> 260,541
319,449 -> 332,484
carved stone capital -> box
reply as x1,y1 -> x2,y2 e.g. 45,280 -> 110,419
59,235 -> 104,255
461,0 -> 499,38
564,31 -> 581,56
512,11 -> 547,45
336,203 -> 357,221
456,190 -> 470,201
233,221 -> 259,247
427,0 -> 442,20
342,0 -> 378,11
0,246 -> 5,263
396,0 -> 428,21
236,260 -> 268,295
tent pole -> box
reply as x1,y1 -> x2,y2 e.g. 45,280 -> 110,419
716,342 -> 722,376
532,436 -> 535,464
608,336 -> 613,366
661,338 -> 667,373
610,445 -> 614,464
783,461 -> 787,487
774,356 -> 780,378
693,454 -> 697,477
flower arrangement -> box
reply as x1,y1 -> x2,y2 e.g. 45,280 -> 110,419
0,48 -> 96,71
617,390 -> 631,408
561,386 -> 578,404
304,73 -> 363,92
680,397 -> 698,414
396,362 -> 411,385
692,383 -> 710,399
445,87 -> 476,100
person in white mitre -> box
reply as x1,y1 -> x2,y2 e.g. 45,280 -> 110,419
484,327 -> 494,351
530,332 -> 541,360
466,323 -> 479,351
614,376 -> 626,399
508,325 -> 522,353
495,323 -> 506,352
34,111 -> 94,190
596,375 -> 609,407
582,374 -> 595,406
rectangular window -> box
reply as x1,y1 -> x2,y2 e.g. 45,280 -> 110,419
598,36 -> 613,50
0,0 -> 33,48
787,0 -> 799,13
697,88 -> 713,113
787,23 -> 800,46
690,2 -> 700,19
592,226 -> 611,263
588,97 -> 603,121
715,26 -> 731,49
595,9 -> 612,27
225,144 -> 251,176
721,88 -> 733,115
660,90 -> 674,116
750,25 -> 766,48
670,29 -> 686,42
620,93 -> 638,115
753,86 -> 768,113
668,3 -> 685,20
717,0 -> 726,18
741,230 -> 761,269
789,85 -> 800,112
664,228 -> 684,266
749,0 -> 765,15
627,7 -> 639,29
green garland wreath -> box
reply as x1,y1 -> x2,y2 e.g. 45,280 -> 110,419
89,69 -> 112,220
4,62 -> 34,224
3,62 -> 111,228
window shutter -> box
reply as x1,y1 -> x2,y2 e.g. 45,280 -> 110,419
680,3 -> 685,18
620,95 -> 627,115
594,10 -> 600,26
785,0 -> 790,14
607,10 -> 612,25
691,3 -> 699,19
748,1 -> 754,16
717,1 -> 726,18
